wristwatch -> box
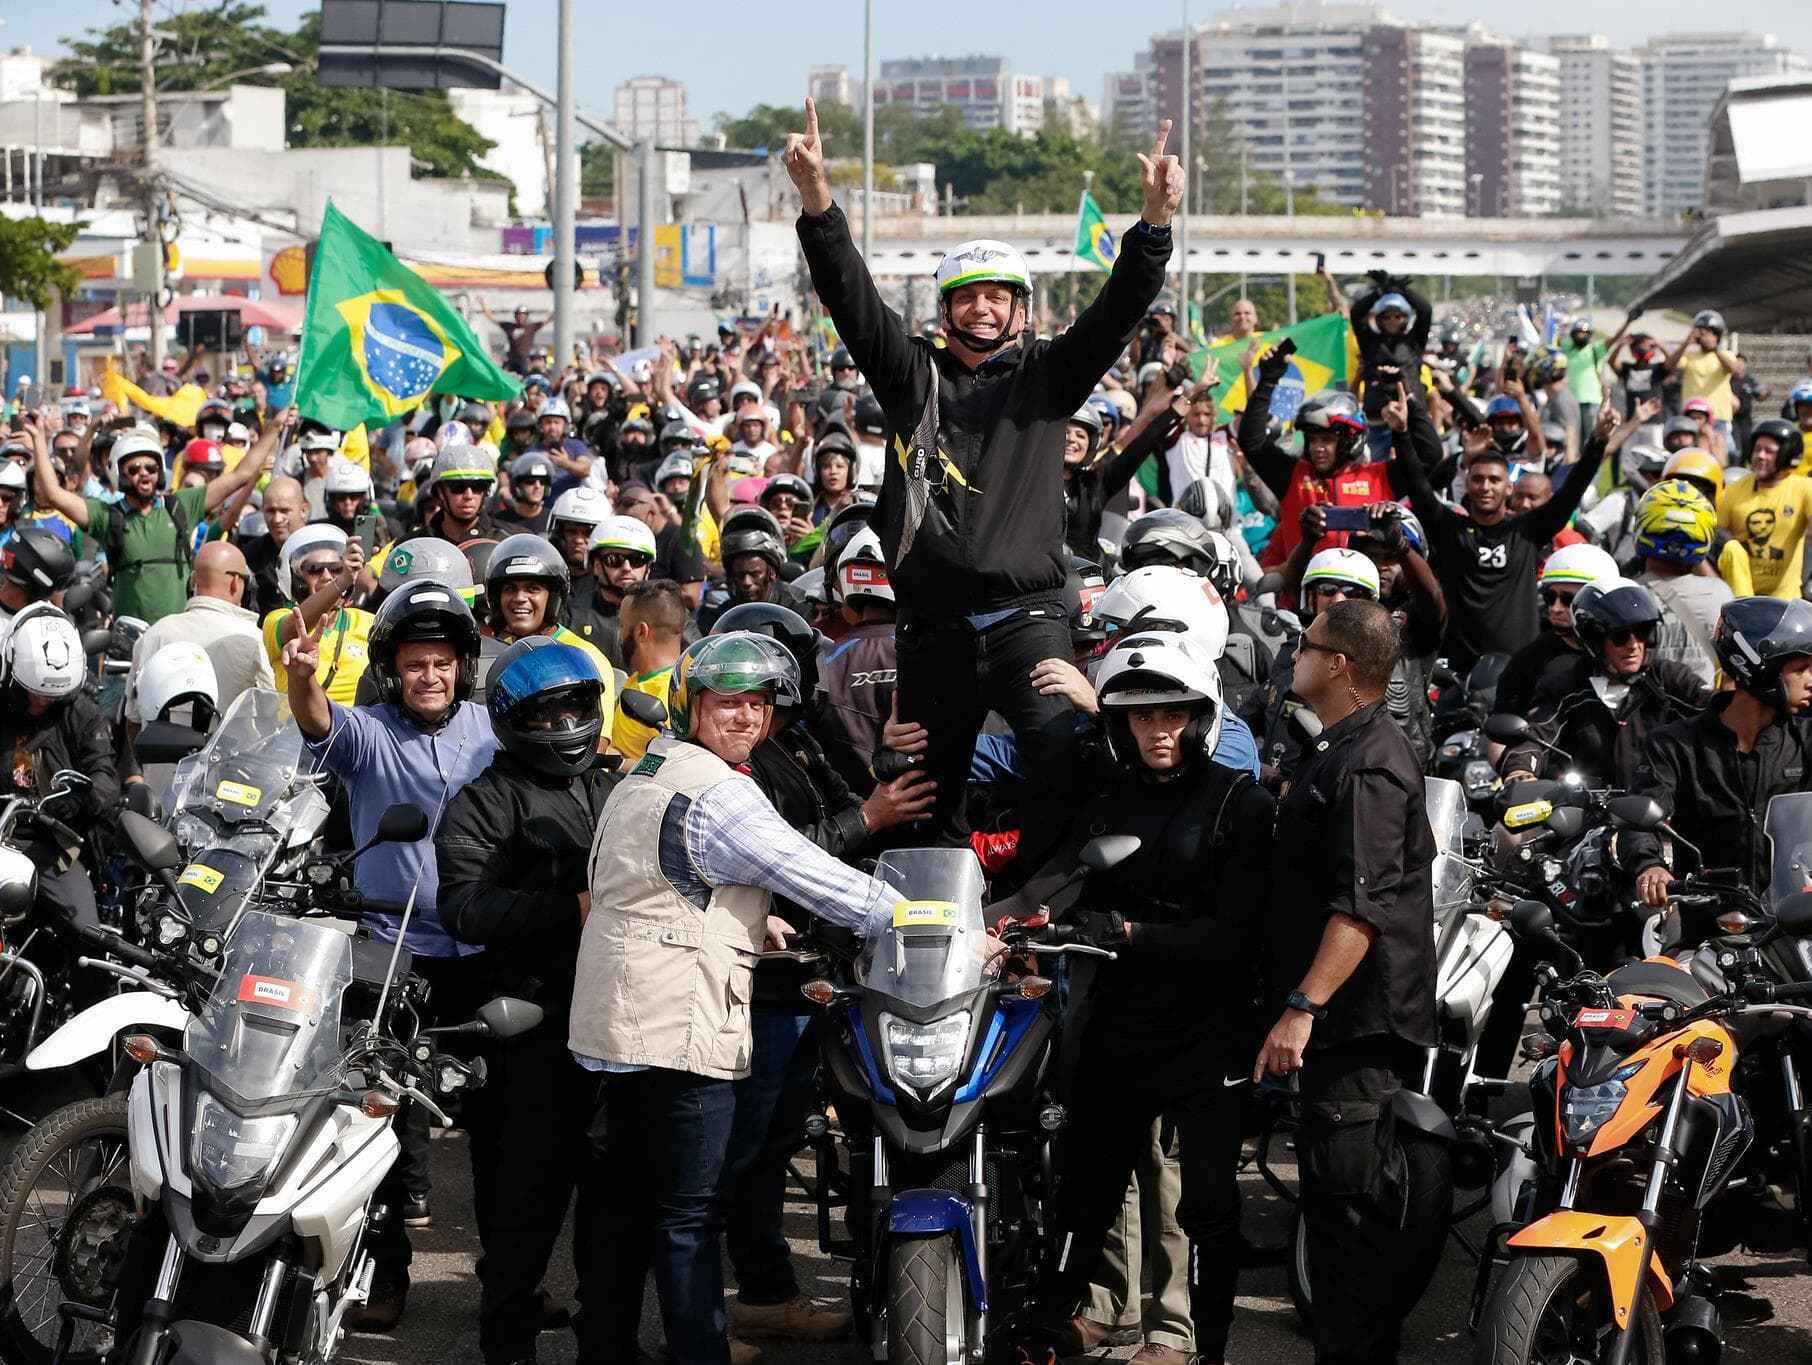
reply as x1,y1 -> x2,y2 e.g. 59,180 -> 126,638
1285,990 -> 1328,1021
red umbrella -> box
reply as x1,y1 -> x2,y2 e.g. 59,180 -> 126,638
66,294 -> 304,336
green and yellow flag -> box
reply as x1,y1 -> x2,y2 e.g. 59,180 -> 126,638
295,201 -> 519,432
1190,311 -> 1350,424
1074,191 -> 1116,272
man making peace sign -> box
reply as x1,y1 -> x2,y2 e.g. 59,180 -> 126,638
784,98 -> 1182,877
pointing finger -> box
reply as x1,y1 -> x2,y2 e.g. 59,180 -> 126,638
804,96 -> 818,142
1149,118 -> 1172,161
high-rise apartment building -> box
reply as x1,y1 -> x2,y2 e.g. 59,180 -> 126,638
1543,35 -> 1643,218
613,75 -> 699,148
808,66 -> 855,108
873,56 -> 1051,136
1464,40 -> 1562,217
1101,55 -> 1159,142
1634,32 -> 1807,218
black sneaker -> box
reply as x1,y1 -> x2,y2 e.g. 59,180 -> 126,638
402,1196 -> 432,1228
345,1275 -> 408,1334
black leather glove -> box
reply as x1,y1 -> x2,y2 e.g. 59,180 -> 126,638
1066,910 -> 1126,946
1366,268 -> 1392,288
1371,505 -> 1407,551
1257,347 -> 1292,386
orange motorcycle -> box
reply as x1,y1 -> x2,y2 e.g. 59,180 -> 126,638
1472,897 -> 1812,1365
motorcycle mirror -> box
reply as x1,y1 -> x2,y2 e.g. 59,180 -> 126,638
1509,898 -> 1557,939
1545,807 -> 1586,840
123,783 -> 162,822
1483,713 -> 1529,745
80,627 -> 114,657
1079,834 -> 1142,873
1776,890 -> 1812,937
133,720 -> 210,765
63,582 -> 93,614
618,688 -> 668,729
373,803 -> 430,845
1605,795 -> 1665,831
476,997 -> 544,1039
118,809 -> 183,874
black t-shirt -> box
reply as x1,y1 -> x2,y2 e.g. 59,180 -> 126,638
241,532 -> 285,619
653,522 -> 708,585
1618,355 -> 1668,419
494,502 -> 552,535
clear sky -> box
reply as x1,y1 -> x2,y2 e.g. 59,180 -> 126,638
7,1 -> 1810,132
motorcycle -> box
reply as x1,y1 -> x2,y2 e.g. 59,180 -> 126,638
804,844 -> 1117,1363
1469,894 -> 1812,1365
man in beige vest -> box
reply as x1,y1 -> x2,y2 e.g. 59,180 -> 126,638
571,631 -> 903,1365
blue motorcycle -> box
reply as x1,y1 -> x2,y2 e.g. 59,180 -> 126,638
803,845 -> 1117,1365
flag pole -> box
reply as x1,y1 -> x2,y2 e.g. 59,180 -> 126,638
1068,171 -> 1092,322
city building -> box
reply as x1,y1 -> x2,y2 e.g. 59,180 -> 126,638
1101,56 -> 1158,142
1362,25 -> 1467,216
613,75 -> 699,149
449,87 -> 558,220
873,55 -> 1052,136
1635,32 -> 1807,219
808,65 -> 855,108
1464,39 -> 1562,217
1543,35 -> 1643,219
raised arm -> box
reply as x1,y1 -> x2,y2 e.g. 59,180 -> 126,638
23,419 -> 90,527
202,412 -> 283,515
1517,405 -> 1616,543
1238,349 -> 1300,496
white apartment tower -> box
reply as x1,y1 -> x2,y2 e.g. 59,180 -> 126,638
1635,32 -> 1807,217
1101,54 -> 1159,143
613,75 -> 699,148
1464,40 -> 1562,217
1544,36 -> 1643,219
873,56 -> 1051,136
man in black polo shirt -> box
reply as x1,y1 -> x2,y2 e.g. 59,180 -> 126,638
1255,599 -> 1436,1365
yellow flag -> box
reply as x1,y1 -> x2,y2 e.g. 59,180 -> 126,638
100,370 -> 210,429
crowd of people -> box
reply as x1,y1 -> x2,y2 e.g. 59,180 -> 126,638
4,95 -> 1812,1365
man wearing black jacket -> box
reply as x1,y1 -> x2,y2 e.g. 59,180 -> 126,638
785,98 -> 1181,871
437,638 -> 618,1365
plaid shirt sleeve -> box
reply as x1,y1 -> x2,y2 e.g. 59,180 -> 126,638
686,776 -> 896,933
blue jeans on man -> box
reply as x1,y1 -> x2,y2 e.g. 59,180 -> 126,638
723,1011 -> 818,1306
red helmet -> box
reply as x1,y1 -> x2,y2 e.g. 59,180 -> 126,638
181,438 -> 225,474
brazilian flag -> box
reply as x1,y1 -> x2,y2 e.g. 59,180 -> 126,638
1074,191 -> 1116,272
295,201 -> 519,431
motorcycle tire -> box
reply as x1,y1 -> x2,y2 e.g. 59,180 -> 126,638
1285,1124 -> 1455,1334
0,1095 -> 132,1365
885,1236 -> 966,1365
1472,1252 -> 1665,1365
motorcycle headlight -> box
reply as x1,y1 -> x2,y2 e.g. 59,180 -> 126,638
878,1011 -> 972,1091
192,1093 -> 295,1193
1463,759 -> 1497,800
1560,1063 -> 1642,1148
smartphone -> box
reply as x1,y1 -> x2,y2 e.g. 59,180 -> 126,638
1271,337 -> 1298,361
1313,252 -> 1326,273
1323,506 -> 1372,534
353,512 -> 382,562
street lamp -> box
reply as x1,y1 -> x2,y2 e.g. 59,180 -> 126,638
153,60 -> 294,93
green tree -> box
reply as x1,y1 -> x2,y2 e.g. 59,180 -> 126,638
53,3 -> 496,180
0,217 -> 81,310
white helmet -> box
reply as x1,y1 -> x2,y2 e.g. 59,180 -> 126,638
4,607 -> 83,699
540,397 -> 571,423
434,420 -> 469,451
656,451 -> 695,488
379,537 -> 474,595
935,239 -> 1031,296
1093,631 -> 1225,765
134,640 -> 219,725
836,527 -> 894,606
1093,566 -> 1229,661
1301,547 -> 1381,609
548,485 -> 613,533
1202,530 -> 1243,600
279,524 -> 349,602
299,428 -> 342,454
1539,542 -> 1620,589
729,381 -> 763,407
323,456 -> 371,498
108,429 -> 165,487
0,462 -> 24,494
588,516 -> 658,559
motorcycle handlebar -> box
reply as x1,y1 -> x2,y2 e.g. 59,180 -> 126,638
74,924 -> 158,973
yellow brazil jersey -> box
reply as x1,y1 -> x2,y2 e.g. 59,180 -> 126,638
261,606 -> 374,705
1721,473 -> 1812,600
612,665 -> 674,766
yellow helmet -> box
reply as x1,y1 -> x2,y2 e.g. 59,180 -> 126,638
1634,479 -> 1716,567
1660,448 -> 1724,510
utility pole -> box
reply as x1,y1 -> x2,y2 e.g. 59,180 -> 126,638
862,0 -> 875,263
1239,142 -> 1248,300
1177,1 -> 1190,324
139,0 -> 164,370
552,0 -> 575,369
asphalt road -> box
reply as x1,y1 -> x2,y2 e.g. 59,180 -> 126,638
336,1117 -> 1812,1365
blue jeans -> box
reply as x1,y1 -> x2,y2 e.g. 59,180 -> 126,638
579,1069 -> 737,1365
724,1012 -> 817,1306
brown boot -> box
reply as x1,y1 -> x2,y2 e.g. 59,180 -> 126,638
344,1274 -> 408,1334
729,1296 -> 852,1342
1128,1343 -> 1191,1365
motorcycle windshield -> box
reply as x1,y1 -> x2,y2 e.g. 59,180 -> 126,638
1766,793 -> 1812,907
186,912 -> 352,1104
166,689 -> 313,841
857,849 -> 989,1009
1426,777 -> 1470,911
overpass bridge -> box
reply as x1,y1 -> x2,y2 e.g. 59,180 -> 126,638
856,212 -> 1687,281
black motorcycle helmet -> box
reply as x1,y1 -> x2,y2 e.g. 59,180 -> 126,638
1748,417 -> 1805,473
484,533 -> 572,637
853,393 -> 886,439
719,505 -> 787,546
1295,392 -> 1368,466
659,419 -> 695,454
3,527 -> 78,601
367,579 -> 483,713
1062,553 -> 1108,650
819,500 -> 879,569
720,528 -> 788,575
486,636 -> 606,777
1716,597 -> 1812,712
1121,509 -> 1217,577
1662,416 -> 1700,453
1569,578 -> 1662,666
712,600 -> 823,695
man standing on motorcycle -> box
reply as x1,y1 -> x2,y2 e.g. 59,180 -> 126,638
570,632 -> 909,1365
1630,597 -> 1812,927
438,638 -> 618,1365
1254,598 -> 1437,1365
1026,632 -> 1274,1365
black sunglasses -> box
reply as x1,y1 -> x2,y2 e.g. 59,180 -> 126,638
597,551 -> 653,570
440,480 -> 490,495
1605,623 -> 1656,647
1540,588 -> 1578,607
514,474 -> 549,486
1298,637 -> 1345,659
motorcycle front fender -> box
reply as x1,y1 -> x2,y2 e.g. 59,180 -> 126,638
887,1190 -> 986,1314
1392,1087 -> 1458,1142
25,992 -> 192,1071
1506,1210 -> 1676,1324
162,1319 -> 267,1365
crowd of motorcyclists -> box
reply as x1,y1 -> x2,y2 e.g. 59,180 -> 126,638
4,97 -> 1812,1365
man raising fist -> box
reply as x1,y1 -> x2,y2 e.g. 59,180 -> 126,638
783,97 -> 1181,881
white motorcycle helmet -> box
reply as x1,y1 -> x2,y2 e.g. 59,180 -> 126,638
1300,547 -> 1381,613
1202,530 -> 1244,600
548,485 -> 613,535
279,525 -> 350,603
1538,542 -> 1620,590
134,640 -> 220,728
1093,566 -> 1229,662
4,607 -> 83,699
835,527 -> 895,606
323,457 -> 372,499
1093,630 -> 1226,766
0,462 -> 25,497
108,429 -> 166,489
